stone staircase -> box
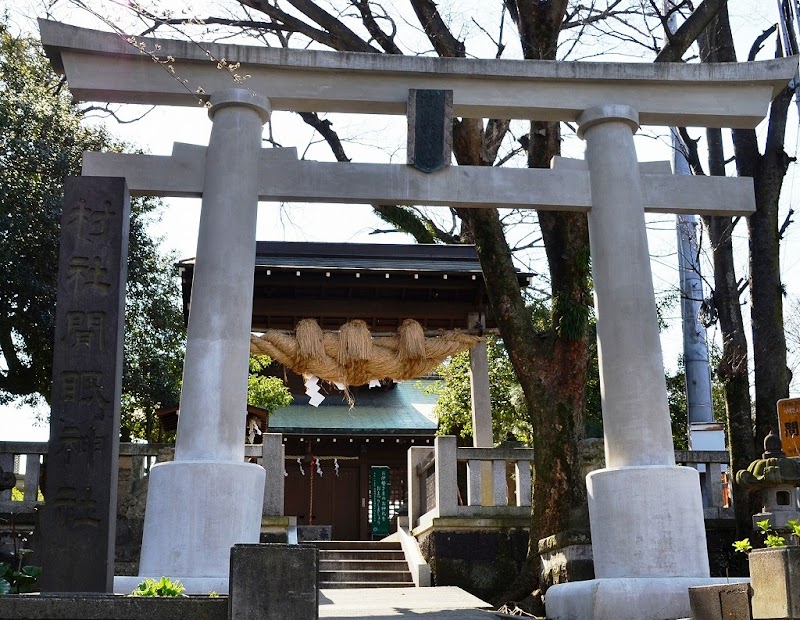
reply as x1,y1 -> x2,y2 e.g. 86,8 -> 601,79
316,540 -> 414,588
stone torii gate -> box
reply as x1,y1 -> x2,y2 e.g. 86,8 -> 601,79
40,19 -> 795,620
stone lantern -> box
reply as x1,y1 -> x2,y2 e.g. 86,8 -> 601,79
736,431 -> 800,620
736,430 -> 800,533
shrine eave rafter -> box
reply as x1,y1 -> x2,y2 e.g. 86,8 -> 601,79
39,19 -> 797,128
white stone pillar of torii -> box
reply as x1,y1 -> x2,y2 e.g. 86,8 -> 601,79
137,89 -> 270,591
39,18 -> 796,619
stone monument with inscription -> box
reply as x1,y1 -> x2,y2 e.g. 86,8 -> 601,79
39,176 -> 130,593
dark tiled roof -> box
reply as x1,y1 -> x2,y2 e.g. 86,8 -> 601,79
180,241 -> 533,279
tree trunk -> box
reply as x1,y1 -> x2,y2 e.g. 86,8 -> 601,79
701,127 -> 755,537
701,5 -> 793,447
482,3 -> 591,603
748,85 -> 793,446
699,6 -> 792,532
702,127 -> 756,537
452,109 -> 589,603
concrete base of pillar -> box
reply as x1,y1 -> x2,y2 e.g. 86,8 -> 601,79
545,577 -> 747,620
137,460 -> 265,580
588,466 -> 709,578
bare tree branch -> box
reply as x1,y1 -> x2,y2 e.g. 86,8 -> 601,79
655,0 -> 726,62
470,12 -> 507,58
239,0 -> 378,51
748,24 -> 778,61
779,208 -> 795,239
297,111 -> 351,161
139,17 -> 288,37
349,0 -> 402,54
484,119 -> 511,164
677,127 -> 706,176
562,0 -> 636,30
79,104 -> 156,124
409,0 -> 466,57
285,0 -> 379,51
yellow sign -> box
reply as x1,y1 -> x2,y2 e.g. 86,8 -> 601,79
778,398 -> 800,458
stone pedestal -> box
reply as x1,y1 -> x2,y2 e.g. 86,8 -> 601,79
689,583 -> 752,620
750,547 -> 800,620
229,544 -> 318,620
539,530 -> 594,588
547,578 -> 743,620
139,462 -> 265,577
588,466 -> 708,578
545,465 -> 725,619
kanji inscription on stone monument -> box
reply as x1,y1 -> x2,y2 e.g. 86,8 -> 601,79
40,176 -> 130,593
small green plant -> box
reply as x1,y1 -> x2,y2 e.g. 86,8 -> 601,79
0,513 -> 41,595
208,591 -> 219,598
735,518 -> 794,553
732,538 -> 753,554
788,519 -> 800,540
129,577 -> 187,597
0,562 -> 42,594
765,533 -> 787,548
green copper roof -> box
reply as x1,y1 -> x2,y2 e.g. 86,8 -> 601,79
268,380 -> 439,434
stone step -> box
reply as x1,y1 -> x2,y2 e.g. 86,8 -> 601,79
314,540 -> 401,551
320,580 -> 414,589
320,569 -> 413,584
320,559 -> 409,571
318,549 -> 406,561
314,540 -> 414,589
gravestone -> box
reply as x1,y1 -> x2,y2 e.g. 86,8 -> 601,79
39,176 -> 130,593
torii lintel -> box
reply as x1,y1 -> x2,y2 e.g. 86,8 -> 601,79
39,19 -> 796,128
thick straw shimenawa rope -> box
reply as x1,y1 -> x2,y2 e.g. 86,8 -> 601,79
250,318 -> 482,386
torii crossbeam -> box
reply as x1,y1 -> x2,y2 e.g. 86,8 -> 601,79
39,18 -> 796,620
83,144 -> 755,216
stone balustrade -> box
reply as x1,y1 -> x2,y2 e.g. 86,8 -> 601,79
0,441 -> 47,512
408,436 -> 536,531
0,437 -> 285,517
0,440 -> 733,526
675,450 -> 734,520
0,442 -> 172,515
407,439 -> 734,532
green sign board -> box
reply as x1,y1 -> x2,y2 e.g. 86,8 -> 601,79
370,466 -> 391,537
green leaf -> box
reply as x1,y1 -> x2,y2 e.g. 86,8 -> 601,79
129,576 -> 186,597
732,538 -> 752,553
0,21 -> 186,426
756,519 -> 772,533
247,356 -> 292,414
0,579 -> 11,595
764,534 -> 786,548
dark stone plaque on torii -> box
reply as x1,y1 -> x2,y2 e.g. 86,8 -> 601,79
407,89 -> 453,173
39,176 -> 130,593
